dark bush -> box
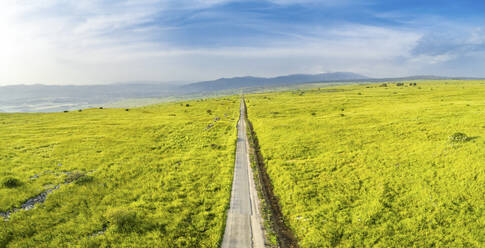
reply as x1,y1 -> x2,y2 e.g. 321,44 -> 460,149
396,82 -> 404,86
106,208 -> 140,233
210,143 -> 222,149
379,83 -> 388,87
64,110 -> 69,113
99,107 -> 103,109
125,109 -> 130,111
2,177 -> 22,188
311,112 -> 316,116
64,172 -> 86,183
206,109 -> 212,115
185,104 -> 190,107
75,175 -> 94,185
78,109 -> 82,112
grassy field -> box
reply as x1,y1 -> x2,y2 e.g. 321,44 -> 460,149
246,81 -> 485,247
0,98 -> 239,247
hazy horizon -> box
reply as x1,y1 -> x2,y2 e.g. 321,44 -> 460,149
3,72 -> 481,87
2,0 -> 485,86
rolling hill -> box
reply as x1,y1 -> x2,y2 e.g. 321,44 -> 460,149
4,73 -> 481,113
181,72 -> 368,92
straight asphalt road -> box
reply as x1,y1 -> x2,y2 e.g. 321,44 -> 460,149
222,98 -> 265,248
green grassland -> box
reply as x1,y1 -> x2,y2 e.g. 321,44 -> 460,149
246,81 -> 485,247
0,98 -> 239,247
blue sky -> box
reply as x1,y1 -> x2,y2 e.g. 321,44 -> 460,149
1,0 -> 485,85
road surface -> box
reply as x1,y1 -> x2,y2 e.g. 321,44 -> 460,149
222,98 -> 265,248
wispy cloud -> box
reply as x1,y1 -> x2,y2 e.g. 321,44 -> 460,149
0,0 -> 484,85
413,27 -> 485,57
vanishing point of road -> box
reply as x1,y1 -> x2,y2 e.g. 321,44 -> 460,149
222,98 -> 265,248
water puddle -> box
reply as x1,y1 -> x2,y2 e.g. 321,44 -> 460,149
1,185 -> 60,220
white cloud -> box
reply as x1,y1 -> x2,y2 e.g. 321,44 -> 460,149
52,24 -> 421,80
0,0 -> 421,85
267,0 -> 356,6
1,0 -> 483,85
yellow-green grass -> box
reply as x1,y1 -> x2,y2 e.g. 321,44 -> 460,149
246,81 -> 485,247
0,98 -> 239,247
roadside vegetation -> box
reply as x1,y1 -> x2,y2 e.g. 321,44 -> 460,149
0,98 -> 239,247
246,80 -> 485,247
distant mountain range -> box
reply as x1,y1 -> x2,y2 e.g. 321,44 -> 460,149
0,72 -> 482,112
181,72 -> 368,92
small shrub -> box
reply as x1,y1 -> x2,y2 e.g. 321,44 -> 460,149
75,175 -> 94,185
210,143 -> 222,149
99,107 -> 103,109
2,177 -> 22,188
207,110 -> 212,115
65,172 -> 86,183
311,112 -> 316,116
449,132 -> 470,142
105,207 -> 140,233
185,104 -> 190,107
379,83 -> 388,87
78,109 -> 82,112
396,83 -> 404,86
125,109 -> 130,111
64,110 -> 69,113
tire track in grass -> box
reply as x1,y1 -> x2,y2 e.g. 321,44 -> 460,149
244,99 -> 299,248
